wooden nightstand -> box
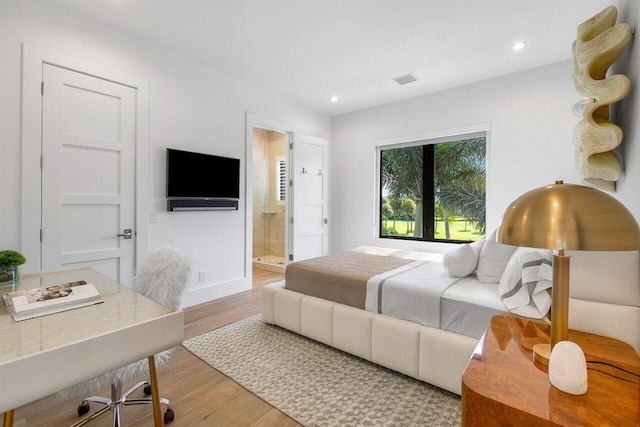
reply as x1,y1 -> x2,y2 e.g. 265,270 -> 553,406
462,315 -> 640,426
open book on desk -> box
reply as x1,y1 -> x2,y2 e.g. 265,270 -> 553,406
3,280 -> 103,321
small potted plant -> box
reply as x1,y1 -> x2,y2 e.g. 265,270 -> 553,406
0,250 -> 26,284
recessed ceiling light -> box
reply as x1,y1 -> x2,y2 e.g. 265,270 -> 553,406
512,41 -> 526,51
329,96 -> 338,103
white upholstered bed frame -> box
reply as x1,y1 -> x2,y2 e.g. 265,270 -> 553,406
262,250 -> 640,395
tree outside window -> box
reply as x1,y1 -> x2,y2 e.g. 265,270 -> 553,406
379,135 -> 486,242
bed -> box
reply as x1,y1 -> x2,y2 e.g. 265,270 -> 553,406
262,242 -> 640,395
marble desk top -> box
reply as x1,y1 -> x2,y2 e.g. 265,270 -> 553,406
0,266 -> 184,413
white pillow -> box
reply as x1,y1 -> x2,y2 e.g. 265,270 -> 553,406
442,239 -> 486,278
477,230 -> 517,283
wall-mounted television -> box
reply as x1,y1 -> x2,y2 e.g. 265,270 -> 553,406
166,148 -> 240,210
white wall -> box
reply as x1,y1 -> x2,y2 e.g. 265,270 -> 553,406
612,0 -> 640,219
330,56 -> 640,253
0,2 -> 330,306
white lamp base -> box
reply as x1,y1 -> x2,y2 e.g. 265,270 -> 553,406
548,341 -> 588,395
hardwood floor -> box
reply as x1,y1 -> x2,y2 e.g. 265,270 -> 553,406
10,268 -> 299,427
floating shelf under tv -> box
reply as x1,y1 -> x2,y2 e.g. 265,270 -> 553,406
167,199 -> 238,211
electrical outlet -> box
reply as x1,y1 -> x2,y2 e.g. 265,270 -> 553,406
199,271 -> 206,282
149,212 -> 159,223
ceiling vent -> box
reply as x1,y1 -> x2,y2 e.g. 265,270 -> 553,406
393,73 -> 418,85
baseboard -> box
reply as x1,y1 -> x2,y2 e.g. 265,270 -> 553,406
181,276 -> 251,308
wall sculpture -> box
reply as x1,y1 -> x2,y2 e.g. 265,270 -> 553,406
572,5 -> 633,192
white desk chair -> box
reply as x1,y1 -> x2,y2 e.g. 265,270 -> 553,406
70,247 -> 191,427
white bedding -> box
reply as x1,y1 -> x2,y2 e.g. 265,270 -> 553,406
365,257 -> 509,339
441,276 -> 507,338
294,244 -> 554,342
442,275 -> 506,312
365,255 -> 463,329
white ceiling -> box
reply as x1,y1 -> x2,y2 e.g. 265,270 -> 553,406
49,0 -> 615,117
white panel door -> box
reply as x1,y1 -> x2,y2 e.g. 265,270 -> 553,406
41,64 -> 136,286
290,134 -> 329,262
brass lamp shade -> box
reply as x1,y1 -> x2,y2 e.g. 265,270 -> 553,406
497,181 -> 640,366
498,181 -> 640,251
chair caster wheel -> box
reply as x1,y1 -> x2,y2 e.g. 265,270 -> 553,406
164,408 -> 175,423
77,401 -> 90,417
143,384 -> 152,396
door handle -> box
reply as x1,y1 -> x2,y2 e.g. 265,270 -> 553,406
117,229 -> 133,239
323,218 -> 328,225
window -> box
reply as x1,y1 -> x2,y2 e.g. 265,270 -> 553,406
379,133 -> 486,243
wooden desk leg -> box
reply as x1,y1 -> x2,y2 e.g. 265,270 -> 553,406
3,410 -> 14,427
148,355 -> 163,426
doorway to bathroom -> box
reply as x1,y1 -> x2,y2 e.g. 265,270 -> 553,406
252,127 -> 287,273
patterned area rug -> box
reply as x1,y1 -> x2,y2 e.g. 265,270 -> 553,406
183,315 -> 461,426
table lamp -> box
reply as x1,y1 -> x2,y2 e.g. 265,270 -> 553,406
497,181 -> 640,365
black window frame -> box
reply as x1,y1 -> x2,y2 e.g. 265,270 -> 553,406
378,133 -> 486,244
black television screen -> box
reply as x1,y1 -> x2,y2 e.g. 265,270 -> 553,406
166,148 -> 240,199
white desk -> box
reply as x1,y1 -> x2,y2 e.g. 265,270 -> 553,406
0,266 -> 184,425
